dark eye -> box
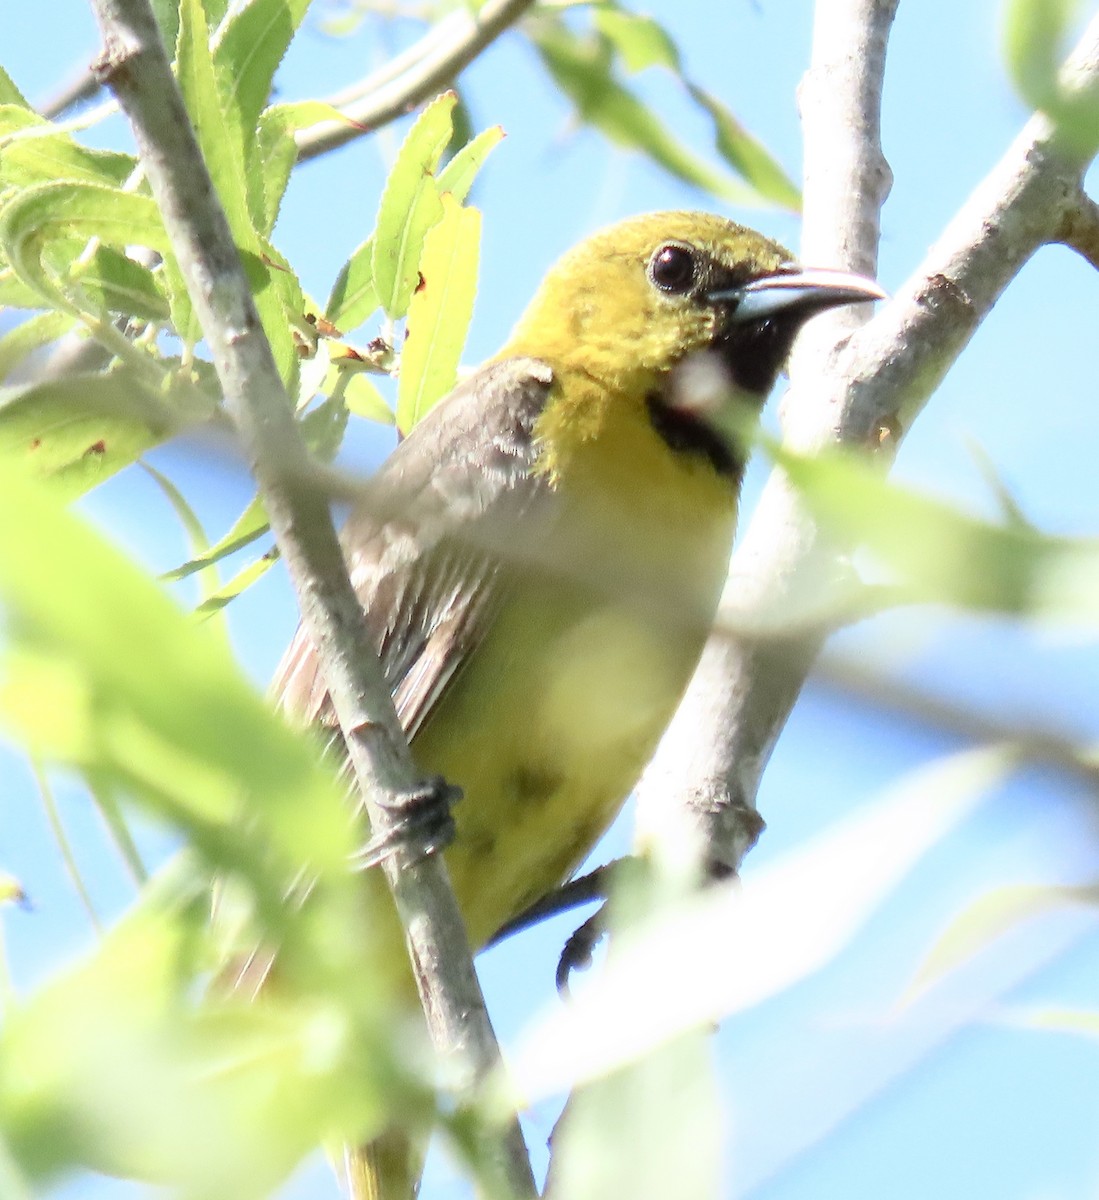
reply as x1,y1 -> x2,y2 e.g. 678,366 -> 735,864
648,243 -> 697,294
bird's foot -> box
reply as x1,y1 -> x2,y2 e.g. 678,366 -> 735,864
353,775 -> 462,871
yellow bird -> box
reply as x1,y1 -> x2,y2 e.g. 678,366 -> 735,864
271,211 -> 883,1198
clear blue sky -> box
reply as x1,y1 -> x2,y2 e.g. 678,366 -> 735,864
4,1 -> 1099,1197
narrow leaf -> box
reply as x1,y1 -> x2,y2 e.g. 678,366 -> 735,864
372,92 -> 455,319
162,494 -> 269,581
905,881 -> 1099,1001
435,125 -> 505,203
397,195 -> 480,434
593,6 -> 681,72
326,236 -> 378,331
687,83 -> 801,212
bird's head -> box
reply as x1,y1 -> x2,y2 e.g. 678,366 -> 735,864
500,210 -> 885,411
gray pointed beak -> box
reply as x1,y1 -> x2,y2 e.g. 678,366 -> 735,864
709,267 -> 888,325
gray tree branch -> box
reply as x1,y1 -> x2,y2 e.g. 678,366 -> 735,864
637,3 -> 1099,878
84,1 -> 535,1195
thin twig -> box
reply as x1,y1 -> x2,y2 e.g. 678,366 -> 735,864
85,3 -> 535,1196
294,0 -> 538,161
638,4 -> 1099,878
812,652 -> 1099,793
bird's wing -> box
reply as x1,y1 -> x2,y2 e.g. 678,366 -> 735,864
272,357 -> 556,743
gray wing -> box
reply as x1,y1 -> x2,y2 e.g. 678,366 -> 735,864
272,357 -> 556,742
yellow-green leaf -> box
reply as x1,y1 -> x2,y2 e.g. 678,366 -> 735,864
397,195 -> 480,434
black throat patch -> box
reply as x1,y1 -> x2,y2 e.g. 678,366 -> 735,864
645,391 -> 741,480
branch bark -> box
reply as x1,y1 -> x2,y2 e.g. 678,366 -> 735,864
294,0 -> 537,161
637,3 -> 1099,877
85,1 -> 535,1196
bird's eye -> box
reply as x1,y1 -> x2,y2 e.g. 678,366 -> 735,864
648,243 -> 697,294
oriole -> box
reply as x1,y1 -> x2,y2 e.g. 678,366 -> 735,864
272,210 -> 884,1198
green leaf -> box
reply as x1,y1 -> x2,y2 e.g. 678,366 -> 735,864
194,544 -> 281,615
138,460 -> 222,608
905,882 -> 1099,1002
176,0 -> 252,242
548,1037 -> 720,1200
66,243 -> 170,323
0,460 -> 350,875
1003,0 -> 1080,110
215,0 -> 313,147
372,93 -> 455,319
0,67 -> 29,108
0,106 -> 136,189
397,195 -> 480,434
687,83 -> 801,212
435,124 -> 505,202
163,493 -> 270,582
534,24 -> 758,206
0,311 -> 76,383
299,390 -> 349,461
776,443 -> 1099,624
0,181 -> 169,312
332,366 -> 393,425
0,372 -> 183,499
253,101 -> 349,235
326,235 -> 379,331
593,6 -> 681,73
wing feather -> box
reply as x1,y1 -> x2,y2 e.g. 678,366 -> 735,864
272,357 -> 555,744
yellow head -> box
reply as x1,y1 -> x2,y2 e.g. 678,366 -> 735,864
498,210 -> 885,479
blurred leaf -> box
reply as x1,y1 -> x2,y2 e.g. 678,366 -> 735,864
593,6 -> 680,72
326,235 -> 379,331
534,23 -> 759,206
1003,0 -> 1080,110
686,83 -> 801,212
509,747 -> 1008,1102
0,459 -> 351,880
0,67 -> 29,107
1003,0 -> 1099,159
139,460 -> 226,610
777,442 -> 1099,624
905,881 -> 1099,1002
326,358 -> 394,425
0,872 -> 28,908
0,311 -> 76,383
163,493 -> 269,582
372,92 -> 454,319
435,124 -> 505,202
0,106 -> 135,189
995,1006 -> 1099,1040
397,195 -> 480,434
547,1035 -> 720,1200
0,372 -> 184,499
965,436 -> 1035,530
0,888 -> 391,1195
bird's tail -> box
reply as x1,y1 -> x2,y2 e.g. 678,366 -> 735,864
344,1129 -> 424,1200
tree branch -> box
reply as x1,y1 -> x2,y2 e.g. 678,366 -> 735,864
1058,187 -> 1099,270
294,0 -> 538,162
637,3 -> 1099,878
84,2 -> 535,1196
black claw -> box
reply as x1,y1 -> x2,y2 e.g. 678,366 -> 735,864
555,904 -> 609,996
354,775 -> 462,870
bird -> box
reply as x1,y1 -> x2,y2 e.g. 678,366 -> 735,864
270,210 -> 885,1199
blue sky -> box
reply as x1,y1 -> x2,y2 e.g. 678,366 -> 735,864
4,1 -> 1099,1197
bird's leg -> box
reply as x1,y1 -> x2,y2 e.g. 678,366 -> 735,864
352,775 -> 462,870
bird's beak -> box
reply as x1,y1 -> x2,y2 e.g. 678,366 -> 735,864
709,267 -> 888,325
